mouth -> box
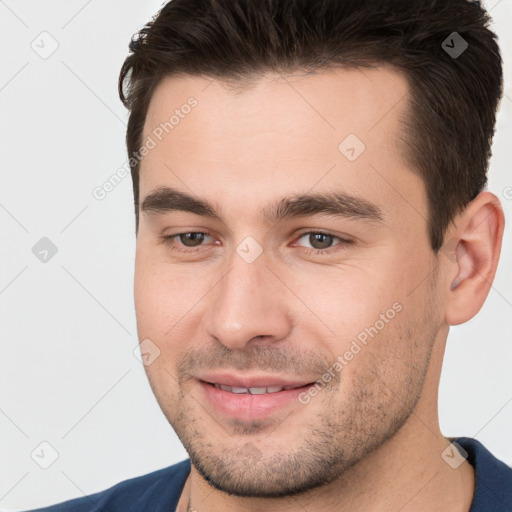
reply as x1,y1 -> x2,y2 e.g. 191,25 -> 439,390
202,381 -> 309,395
197,376 -> 317,421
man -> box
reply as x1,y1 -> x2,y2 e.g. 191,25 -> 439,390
26,0 -> 511,510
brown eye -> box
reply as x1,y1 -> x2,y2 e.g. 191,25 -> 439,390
160,231 -> 215,254
178,232 -> 206,247
308,233 -> 335,250
295,231 -> 354,255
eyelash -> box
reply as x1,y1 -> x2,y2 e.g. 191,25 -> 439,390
159,230 -> 354,256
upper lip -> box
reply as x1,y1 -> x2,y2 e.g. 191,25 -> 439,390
197,372 -> 315,389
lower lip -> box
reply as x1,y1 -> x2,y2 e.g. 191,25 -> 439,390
198,381 -> 314,421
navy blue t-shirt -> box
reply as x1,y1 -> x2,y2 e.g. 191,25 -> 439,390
24,437 -> 512,511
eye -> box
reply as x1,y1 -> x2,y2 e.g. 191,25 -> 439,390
160,230 -> 354,256
294,231 -> 353,255
160,231 -> 215,253
176,232 -> 209,247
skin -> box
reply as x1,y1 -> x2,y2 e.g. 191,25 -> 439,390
134,66 -> 504,511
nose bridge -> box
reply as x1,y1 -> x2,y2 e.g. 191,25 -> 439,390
204,248 -> 291,349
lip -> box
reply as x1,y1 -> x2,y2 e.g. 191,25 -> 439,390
196,372 -> 314,389
196,373 -> 316,421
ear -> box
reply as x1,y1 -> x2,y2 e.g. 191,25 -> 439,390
443,191 -> 505,326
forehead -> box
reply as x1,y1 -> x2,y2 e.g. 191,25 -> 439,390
143,66 -> 409,148
139,66 -> 426,227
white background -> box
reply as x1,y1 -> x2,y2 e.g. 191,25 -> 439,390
0,0 -> 510,509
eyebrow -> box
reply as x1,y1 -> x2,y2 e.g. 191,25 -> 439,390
140,186 -> 384,224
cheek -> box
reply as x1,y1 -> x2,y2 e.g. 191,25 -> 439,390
134,246 -> 205,335
344,271 -> 439,393
289,257 -> 431,388
286,261 -> 403,340
330,305 -> 432,424
134,256 -> 194,403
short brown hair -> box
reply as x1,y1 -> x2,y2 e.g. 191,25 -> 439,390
119,0 -> 503,251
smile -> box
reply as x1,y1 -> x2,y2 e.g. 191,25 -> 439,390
209,382 -> 306,394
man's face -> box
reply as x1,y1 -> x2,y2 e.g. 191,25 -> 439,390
134,67 -> 444,497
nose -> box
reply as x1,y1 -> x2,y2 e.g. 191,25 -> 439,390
203,248 -> 293,350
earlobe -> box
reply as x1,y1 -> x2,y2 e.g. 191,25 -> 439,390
444,192 -> 504,325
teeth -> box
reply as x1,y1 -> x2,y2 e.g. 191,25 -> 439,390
248,387 -> 267,394
212,383 -> 304,394
232,386 -> 250,394
265,386 -> 283,393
